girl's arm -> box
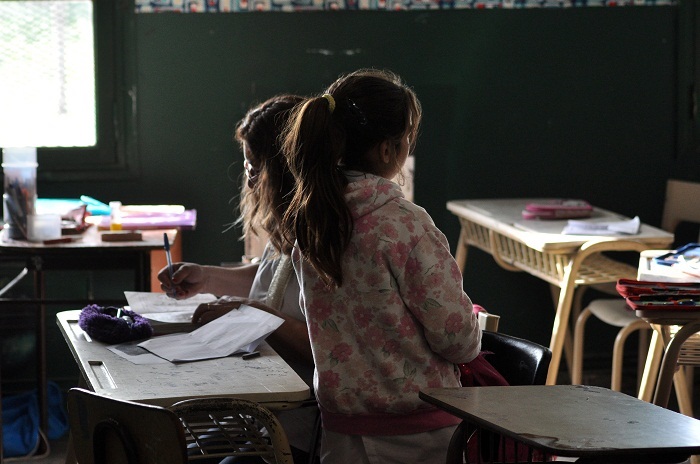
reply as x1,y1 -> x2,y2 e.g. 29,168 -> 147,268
399,228 -> 481,364
158,262 -> 259,299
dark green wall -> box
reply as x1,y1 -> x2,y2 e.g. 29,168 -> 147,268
38,6 -> 684,374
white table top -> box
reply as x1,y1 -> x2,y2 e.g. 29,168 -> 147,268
57,310 -> 310,408
420,385 -> 700,460
447,199 -> 674,253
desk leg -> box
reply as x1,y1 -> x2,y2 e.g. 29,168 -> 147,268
546,267 -> 578,385
454,228 -> 469,274
638,328 -> 663,402
32,262 -> 49,437
653,321 -> 700,409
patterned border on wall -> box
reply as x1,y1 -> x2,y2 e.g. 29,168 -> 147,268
135,0 -> 675,12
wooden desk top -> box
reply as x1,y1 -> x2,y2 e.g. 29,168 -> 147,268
0,227 -> 176,252
420,385 -> 700,460
447,199 -> 673,253
57,310 -> 310,408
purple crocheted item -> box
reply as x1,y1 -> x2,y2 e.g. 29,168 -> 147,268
78,305 -> 153,344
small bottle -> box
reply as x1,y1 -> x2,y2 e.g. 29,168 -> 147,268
109,201 -> 123,231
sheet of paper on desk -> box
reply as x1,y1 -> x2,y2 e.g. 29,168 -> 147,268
562,216 -> 640,236
124,291 -> 216,318
137,305 -> 284,363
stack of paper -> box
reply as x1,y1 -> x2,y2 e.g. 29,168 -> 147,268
562,216 -> 641,236
138,305 -> 283,362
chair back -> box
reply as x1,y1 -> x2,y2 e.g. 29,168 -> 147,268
662,179 -> 700,241
67,388 -> 188,464
480,331 -> 552,386
169,397 -> 294,464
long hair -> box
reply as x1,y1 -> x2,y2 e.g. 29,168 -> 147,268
236,94 -> 303,255
282,69 -> 422,287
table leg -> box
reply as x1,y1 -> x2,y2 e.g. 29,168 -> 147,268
32,261 -> 49,436
546,275 -> 577,385
653,320 -> 700,408
454,228 -> 469,274
637,328 -> 663,403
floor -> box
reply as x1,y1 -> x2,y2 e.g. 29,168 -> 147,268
4,366 -> 699,463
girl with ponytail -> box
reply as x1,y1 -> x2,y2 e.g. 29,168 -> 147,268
282,69 -> 482,463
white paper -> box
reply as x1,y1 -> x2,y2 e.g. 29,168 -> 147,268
124,291 -> 217,316
137,304 -> 284,363
562,216 -> 641,236
107,340 -> 171,364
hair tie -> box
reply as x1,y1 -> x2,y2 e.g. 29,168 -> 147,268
322,94 -> 335,114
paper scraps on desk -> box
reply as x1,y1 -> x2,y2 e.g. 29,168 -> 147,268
137,305 -> 284,363
562,216 -> 641,236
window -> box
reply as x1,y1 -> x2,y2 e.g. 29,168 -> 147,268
0,0 -> 136,181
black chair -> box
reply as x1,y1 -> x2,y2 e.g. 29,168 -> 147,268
446,331 -> 552,464
479,331 -> 552,387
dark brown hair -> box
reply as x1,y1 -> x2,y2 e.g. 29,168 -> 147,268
282,69 -> 422,286
236,94 -> 303,254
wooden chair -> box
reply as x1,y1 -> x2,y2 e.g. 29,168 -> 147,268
67,388 -> 294,464
572,179 -> 700,408
446,331 -> 552,464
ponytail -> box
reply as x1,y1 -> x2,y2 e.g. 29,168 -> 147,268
283,97 -> 353,287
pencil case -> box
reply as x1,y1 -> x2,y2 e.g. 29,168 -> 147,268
521,199 -> 593,220
616,278 -> 700,297
625,294 -> 700,311
78,304 -> 153,344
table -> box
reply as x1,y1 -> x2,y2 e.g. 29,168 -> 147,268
0,227 -> 182,443
447,199 -> 674,385
633,250 -> 700,414
57,310 -> 310,408
420,385 -> 700,463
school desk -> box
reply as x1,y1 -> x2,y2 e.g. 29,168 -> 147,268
446,198 -> 674,385
57,309 -> 310,464
632,250 -> 700,417
419,385 -> 700,463
0,227 -> 182,444
56,310 -> 310,408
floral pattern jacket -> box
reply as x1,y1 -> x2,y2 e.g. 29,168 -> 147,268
293,172 -> 481,436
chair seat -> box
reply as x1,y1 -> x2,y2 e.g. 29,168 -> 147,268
587,298 -> 646,328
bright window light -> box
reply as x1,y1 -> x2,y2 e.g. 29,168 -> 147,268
0,1 -> 96,148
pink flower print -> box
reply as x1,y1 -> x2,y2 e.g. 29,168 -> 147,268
405,256 -> 421,276
353,305 -> 373,328
357,233 -> 379,255
407,285 -> 427,303
319,370 -> 341,390
383,338 -> 400,355
388,242 -> 411,264
356,214 -> 379,234
399,214 -> 416,233
379,361 -> 397,378
365,272 -> 383,288
376,180 -> 393,195
397,314 -> 417,337
366,325 -> 385,349
378,312 -> 398,327
425,271 -> 445,289
445,312 -> 465,335
449,260 -> 462,281
310,300 -> 334,321
365,395 -> 390,412
380,222 -> 399,240
331,343 -> 353,363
